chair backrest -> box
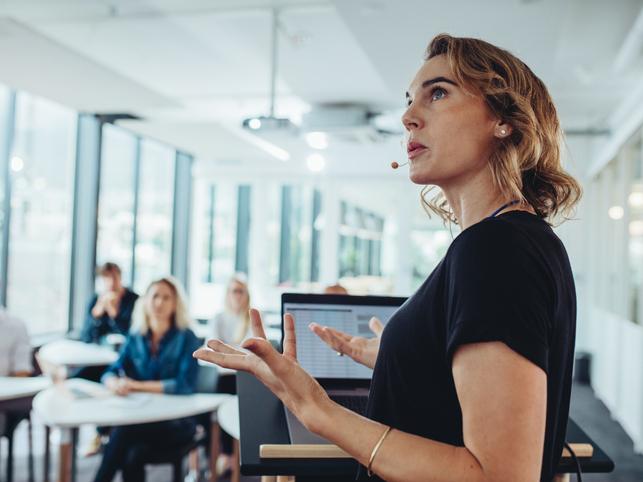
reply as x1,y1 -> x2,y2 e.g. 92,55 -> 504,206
195,363 -> 219,394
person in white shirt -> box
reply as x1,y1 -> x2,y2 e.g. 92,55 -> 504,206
0,308 -> 32,436
210,275 -> 251,345
0,308 -> 32,377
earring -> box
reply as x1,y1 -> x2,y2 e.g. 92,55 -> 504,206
500,129 -> 507,136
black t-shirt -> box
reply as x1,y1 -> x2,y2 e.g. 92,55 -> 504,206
363,211 -> 576,482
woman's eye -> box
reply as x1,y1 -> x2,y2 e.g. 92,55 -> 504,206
431,87 -> 446,101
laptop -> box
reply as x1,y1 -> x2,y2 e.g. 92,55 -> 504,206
280,293 -> 406,444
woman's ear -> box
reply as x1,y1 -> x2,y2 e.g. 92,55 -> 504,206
494,121 -> 513,139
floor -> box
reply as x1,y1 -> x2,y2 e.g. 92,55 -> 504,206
568,383 -> 643,481
2,382 -> 642,481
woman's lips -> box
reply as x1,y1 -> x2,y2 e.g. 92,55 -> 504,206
407,145 -> 428,160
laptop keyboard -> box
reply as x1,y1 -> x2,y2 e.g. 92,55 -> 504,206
330,394 -> 368,416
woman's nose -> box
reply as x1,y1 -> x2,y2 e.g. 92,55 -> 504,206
402,104 -> 422,131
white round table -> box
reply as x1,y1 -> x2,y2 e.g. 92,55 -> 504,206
0,376 -> 51,403
0,376 -> 51,482
218,396 -> 240,440
33,379 -> 232,482
0,376 -> 51,414
38,339 -> 118,368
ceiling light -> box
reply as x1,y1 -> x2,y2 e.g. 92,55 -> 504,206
306,153 -> 325,172
608,206 -> 624,220
10,156 -> 24,172
247,118 -> 262,130
630,220 -> 643,237
305,132 -> 328,150
629,191 -> 643,208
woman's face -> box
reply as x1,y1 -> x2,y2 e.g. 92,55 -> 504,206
228,281 -> 248,313
146,282 -> 177,324
402,54 -> 504,187
100,271 -> 122,293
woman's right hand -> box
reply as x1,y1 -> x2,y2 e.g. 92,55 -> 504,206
105,376 -> 131,396
309,317 -> 384,369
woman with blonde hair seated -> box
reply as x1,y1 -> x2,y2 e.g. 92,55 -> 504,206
94,276 -> 201,482
209,274 -> 251,474
211,274 -> 251,345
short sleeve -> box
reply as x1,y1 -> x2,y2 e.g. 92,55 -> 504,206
11,318 -> 32,374
211,313 -> 222,340
445,220 -> 553,373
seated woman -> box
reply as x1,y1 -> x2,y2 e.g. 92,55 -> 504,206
211,274 -> 251,346
209,274 -> 251,475
81,262 -> 139,345
78,262 -> 139,456
94,276 -> 201,482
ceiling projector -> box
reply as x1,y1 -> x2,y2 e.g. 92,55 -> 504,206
241,116 -> 298,133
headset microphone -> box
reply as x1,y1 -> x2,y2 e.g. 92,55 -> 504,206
391,161 -> 409,169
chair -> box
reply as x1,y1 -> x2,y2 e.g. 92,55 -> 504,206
1,410 -> 34,482
142,364 -> 220,482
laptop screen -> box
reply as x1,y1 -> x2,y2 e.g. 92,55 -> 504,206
281,293 -> 405,381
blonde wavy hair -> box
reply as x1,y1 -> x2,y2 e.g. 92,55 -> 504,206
224,274 -> 251,344
420,33 -> 581,224
131,276 -> 193,335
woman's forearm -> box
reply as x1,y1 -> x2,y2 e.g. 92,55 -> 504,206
91,302 -> 104,318
132,380 -> 164,393
311,399 -> 485,482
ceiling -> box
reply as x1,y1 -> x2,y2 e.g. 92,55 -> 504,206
0,0 -> 642,216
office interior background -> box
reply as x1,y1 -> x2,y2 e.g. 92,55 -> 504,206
1,0 -> 643,480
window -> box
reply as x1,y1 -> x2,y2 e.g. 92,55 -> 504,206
628,137 -> 643,324
310,189 -> 322,282
411,228 -> 451,289
279,185 -> 314,285
259,183 -> 283,291
338,201 -> 384,278
7,93 -> 77,334
0,85 -> 11,295
235,185 -> 251,275
366,213 -> 384,276
133,139 -> 175,292
339,202 -> 358,277
190,181 -> 251,318
202,183 -> 238,285
96,124 -> 137,286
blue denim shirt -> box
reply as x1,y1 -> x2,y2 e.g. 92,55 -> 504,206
101,326 -> 201,394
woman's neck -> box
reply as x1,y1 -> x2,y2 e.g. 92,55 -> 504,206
442,170 -> 531,229
149,317 -> 172,341
227,308 -> 244,317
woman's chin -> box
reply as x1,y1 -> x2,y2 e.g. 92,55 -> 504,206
408,167 -> 433,185
408,161 -> 446,186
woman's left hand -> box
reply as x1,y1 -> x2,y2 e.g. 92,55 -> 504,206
194,309 -> 331,433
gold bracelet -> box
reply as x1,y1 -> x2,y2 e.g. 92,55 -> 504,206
367,425 -> 392,477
